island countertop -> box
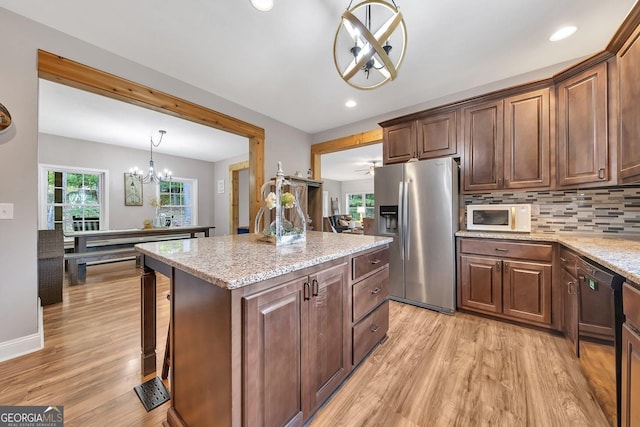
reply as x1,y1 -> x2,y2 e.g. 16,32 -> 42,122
136,231 -> 393,289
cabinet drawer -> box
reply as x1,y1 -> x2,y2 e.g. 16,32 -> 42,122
624,282 -> 640,330
353,267 -> 389,322
459,238 -> 552,262
352,247 -> 389,282
353,300 -> 389,365
559,246 -> 580,277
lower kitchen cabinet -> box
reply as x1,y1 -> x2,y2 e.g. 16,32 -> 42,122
457,238 -> 553,328
242,262 -> 349,426
622,283 -> 640,426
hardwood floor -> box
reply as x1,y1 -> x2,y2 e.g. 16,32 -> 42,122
0,262 -> 609,426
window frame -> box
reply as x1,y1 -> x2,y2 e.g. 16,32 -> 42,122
38,164 -> 109,231
155,177 -> 198,226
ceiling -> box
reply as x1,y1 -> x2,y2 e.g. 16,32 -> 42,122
2,0 -> 635,136
38,80 -> 248,163
321,144 -> 382,181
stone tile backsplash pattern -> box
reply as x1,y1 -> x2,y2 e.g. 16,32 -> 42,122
463,186 -> 640,236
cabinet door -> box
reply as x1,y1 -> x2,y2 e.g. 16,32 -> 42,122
243,277 -> 307,427
562,269 -> 579,357
621,323 -> 640,427
618,28 -> 640,183
556,62 -> 609,187
416,110 -> 458,159
459,254 -> 502,314
307,263 -> 350,415
463,100 -> 504,192
504,88 -> 550,189
502,260 -> 552,325
383,121 -> 416,164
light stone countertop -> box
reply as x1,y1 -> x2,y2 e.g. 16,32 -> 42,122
456,230 -> 640,285
136,231 -> 393,290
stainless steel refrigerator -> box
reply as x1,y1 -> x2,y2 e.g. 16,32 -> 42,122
374,157 -> 459,314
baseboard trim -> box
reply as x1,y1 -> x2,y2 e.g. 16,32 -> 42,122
0,302 -> 44,363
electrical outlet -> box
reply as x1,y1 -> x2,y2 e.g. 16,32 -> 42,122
0,203 -> 14,219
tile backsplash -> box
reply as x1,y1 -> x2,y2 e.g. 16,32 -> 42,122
463,186 -> 640,236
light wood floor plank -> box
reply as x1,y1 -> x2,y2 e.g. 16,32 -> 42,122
0,262 -> 609,426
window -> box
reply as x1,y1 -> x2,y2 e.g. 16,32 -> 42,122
157,178 -> 197,226
42,167 -> 106,232
346,192 -> 375,220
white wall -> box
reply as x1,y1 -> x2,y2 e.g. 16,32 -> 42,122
321,179 -> 342,214
0,8 -> 311,361
38,133 -> 216,229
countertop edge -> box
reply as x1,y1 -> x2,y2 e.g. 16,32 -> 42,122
136,237 -> 392,290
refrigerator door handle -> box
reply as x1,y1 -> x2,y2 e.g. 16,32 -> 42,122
404,180 -> 410,260
398,181 -> 404,261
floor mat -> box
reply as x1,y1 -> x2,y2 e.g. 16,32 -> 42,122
133,376 -> 170,411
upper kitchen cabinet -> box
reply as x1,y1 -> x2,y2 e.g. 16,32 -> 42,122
556,61 -> 612,188
381,108 -> 459,165
382,121 -> 416,164
462,99 -> 504,192
618,26 -> 640,183
462,87 -> 551,193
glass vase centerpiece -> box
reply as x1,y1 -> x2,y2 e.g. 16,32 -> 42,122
254,162 -> 307,245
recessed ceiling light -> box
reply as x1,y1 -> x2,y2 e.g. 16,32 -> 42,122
550,26 -> 577,42
250,0 -> 273,11
345,100 -> 357,108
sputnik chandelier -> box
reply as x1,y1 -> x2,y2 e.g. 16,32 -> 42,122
128,130 -> 172,184
333,0 -> 407,90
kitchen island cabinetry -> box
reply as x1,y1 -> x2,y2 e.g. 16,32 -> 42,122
621,282 -> 640,426
462,88 -> 550,192
136,232 -> 391,427
457,238 -> 553,328
243,262 -> 349,425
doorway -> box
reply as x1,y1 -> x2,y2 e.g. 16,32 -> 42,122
229,160 -> 249,234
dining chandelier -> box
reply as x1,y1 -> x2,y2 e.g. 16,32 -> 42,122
333,0 -> 407,90
128,130 -> 172,184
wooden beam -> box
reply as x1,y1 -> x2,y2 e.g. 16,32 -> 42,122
37,50 -> 264,227
310,129 -> 383,179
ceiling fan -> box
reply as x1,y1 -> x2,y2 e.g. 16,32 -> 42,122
355,160 -> 379,175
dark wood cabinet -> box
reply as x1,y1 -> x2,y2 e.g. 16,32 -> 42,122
457,238 -> 553,328
243,262 -> 349,425
559,247 -> 580,357
350,247 -> 389,365
462,88 -> 551,193
307,264 -> 350,414
502,259 -> 552,324
459,254 -> 502,314
462,99 -> 503,192
416,110 -> 458,159
383,121 -> 416,164
503,88 -> 551,189
243,277 -> 307,427
556,62 -> 610,187
622,283 -> 640,427
382,109 -> 459,165
618,27 -> 640,183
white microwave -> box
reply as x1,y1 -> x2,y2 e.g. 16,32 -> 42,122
466,204 -> 532,233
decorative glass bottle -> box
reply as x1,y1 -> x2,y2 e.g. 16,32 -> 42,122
254,162 -> 307,245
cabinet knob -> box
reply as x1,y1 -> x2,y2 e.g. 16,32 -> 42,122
598,168 -> 605,179
495,248 -> 509,252
304,282 -> 310,301
371,287 -> 381,295
311,279 -> 319,297
369,259 -> 381,265
496,261 -> 501,272
370,325 -> 380,333
504,262 -> 509,273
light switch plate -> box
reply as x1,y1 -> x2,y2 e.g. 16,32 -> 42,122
0,203 -> 14,219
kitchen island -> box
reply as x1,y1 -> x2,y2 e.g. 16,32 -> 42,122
136,231 -> 392,427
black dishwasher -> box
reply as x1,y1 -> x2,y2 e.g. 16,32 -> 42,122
576,257 -> 624,427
